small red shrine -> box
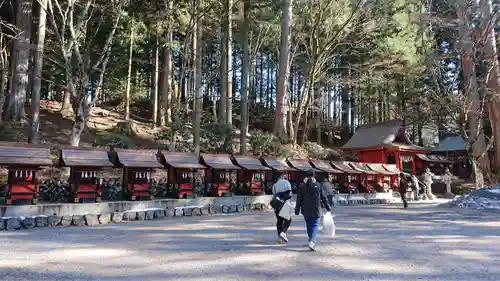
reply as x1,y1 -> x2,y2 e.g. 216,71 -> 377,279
341,120 -> 430,174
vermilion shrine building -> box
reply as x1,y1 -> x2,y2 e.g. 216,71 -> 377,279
341,120 -> 445,175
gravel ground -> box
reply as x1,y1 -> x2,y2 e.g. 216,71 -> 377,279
0,204 -> 499,281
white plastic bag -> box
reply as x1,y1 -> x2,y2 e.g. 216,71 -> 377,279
278,200 -> 293,220
323,212 -> 336,237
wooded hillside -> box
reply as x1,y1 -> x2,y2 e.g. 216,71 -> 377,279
0,0 -> 499,184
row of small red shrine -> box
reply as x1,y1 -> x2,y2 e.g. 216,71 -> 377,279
0,127 -> 454,206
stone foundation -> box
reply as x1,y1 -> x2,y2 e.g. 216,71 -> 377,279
0,196 -> 273,231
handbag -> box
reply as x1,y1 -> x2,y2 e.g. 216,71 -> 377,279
323,212 -> 336,237
278,200 -> 293,220
270,195 -> 285,211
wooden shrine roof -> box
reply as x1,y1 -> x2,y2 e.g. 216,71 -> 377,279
347,162 -> 376,174
233,155 -> 271,171
113,149 -> 163,168
310,160 -> 342,174
61,147 -> 113,167
162,152 -> 205,169
0,143 -> 53,166
383,164 -> 401,174
201,154 -> 240,170
341,120 -> 428,152
287,159 -> 321,172
365,163 -> 397,175
260,157 -> 296,171
331,162 -> 362,174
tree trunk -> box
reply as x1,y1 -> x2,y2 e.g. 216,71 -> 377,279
0,50 -> 8,120
219,3 -> 228,124
457,0 -> 488,186
273,0 -> 293,139
481,0 -> 500,173
193,0 -> 203,156
225,0 -> 233,125
125,19 -> 134,121
240,0 -> 250,154
162,0 -> 173,125
152,32 -> 160,128
28,0 -> 47,143
60,90 -> 73,118
5,0 -> 33,121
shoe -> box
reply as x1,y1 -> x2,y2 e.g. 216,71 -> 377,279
308,241 -> 316,251
279,232 -> 288,243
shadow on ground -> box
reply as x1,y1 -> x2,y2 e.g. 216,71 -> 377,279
0,205 -> 498,281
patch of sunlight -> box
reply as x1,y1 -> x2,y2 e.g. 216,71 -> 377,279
50,248 -> 133,259
0,248 -> 133,269
415,235 -> 497,245
334,257 -> 437,274
159,252 -> 290,273
444,249 -> 493,261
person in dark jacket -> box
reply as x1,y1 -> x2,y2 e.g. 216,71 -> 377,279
295,170 -> 331,251
399,173 -> 409,209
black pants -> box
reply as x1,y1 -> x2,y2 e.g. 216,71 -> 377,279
400,190 -> 408,208
327,195 -> 334,207
275,211 -> 291,234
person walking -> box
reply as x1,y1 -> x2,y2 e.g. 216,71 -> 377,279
399,173 -> 409,209
321,177 -> 335,208
295,170 -> 331,251
272,172 -> 293,243
411,174 -> 420,200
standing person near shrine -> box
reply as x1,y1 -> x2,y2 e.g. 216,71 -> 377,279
321,177 -> 335,207
272,171 -> 293,243
399,173 -> 409,209
411,174 -> 420,200
295,170 -> 331,251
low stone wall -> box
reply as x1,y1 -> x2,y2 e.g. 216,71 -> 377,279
334,192 -> 398,205
0,195 -> 273,217
0,195 -> 273,231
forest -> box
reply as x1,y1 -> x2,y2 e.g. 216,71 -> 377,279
0,0 -> 498,185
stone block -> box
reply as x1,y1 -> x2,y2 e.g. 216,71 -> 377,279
237,204 -> 245,212
35,216 -> 48,227
200,206 -> 210,215
154,210 -> 165,218
123,212 -> 137,221
48,215 -> 61,227
84,214 -> 99,226
165,208 -> 175,217
112,212 -> 123,223
21,217 -> 35,229
229,205 -> 238,213
192,207 -> 202,216
146,210 -> 155,220
183,208 -> 193,216
136,211 -> 146,220
174,208 -> 184,217
98,213 -> 111,224
72,215 -> 85,226
6,218 -> 21,230
60,216 -> 72,227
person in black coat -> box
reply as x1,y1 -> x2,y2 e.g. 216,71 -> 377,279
399,173 -> 409,209
295,170 -> 331,251
272,172 -> 293,243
